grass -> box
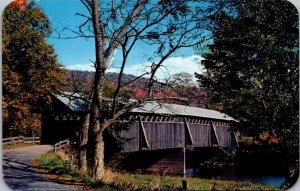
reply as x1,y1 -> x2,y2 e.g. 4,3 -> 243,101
35,152 -> 114,189
102,171 -> 280,191
36,152 -> 73,178
35,152 -> 281,191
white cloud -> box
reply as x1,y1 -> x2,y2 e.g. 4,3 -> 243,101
66,55 -> 204,81
65,63 -> 95,71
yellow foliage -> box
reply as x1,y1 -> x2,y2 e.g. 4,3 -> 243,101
2,2 -> 64,136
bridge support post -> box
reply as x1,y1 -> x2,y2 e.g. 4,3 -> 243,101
183,147 -> 186,177
182,180 -> 187,190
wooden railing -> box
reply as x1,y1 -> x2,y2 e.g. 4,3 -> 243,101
54,139 -> 70,152
3,136 -> 40,145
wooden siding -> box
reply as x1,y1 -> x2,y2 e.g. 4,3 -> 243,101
117,122 -> 140,152
143,122 -> 185,150
215,125 -> 232,147
116,118 -> 237,152
189,124 -> 212,147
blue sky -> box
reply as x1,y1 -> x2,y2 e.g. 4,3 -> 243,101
36,0 -> 95,67
35,0 -> 204,80
3,0 -> 300,80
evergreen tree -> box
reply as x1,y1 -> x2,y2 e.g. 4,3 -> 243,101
2,1 -> 64,136
196,0 -> 298,188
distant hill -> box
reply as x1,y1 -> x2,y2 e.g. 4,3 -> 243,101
62,69 -> 209,108
64,69 -> 149,87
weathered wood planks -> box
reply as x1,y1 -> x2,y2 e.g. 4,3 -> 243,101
116,115 -> 237,152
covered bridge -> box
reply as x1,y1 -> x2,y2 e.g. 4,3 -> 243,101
115,101 -> 238,152
42,93 -> 239,151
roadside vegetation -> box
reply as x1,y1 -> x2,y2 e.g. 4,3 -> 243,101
35,152 -> 279,191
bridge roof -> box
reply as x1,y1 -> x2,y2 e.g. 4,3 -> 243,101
131,102 -> 236,121
55,93 -> 236,121
56,92 -> 86,112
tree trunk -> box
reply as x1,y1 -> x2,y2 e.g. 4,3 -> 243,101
87,0 -> 145,180
89,96 -> 106,179
78,112 -> 90,175
92,129 -> 105,179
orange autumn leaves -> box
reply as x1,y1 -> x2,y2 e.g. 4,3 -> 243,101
10,0 -> 28,10
3,1 -> 64,136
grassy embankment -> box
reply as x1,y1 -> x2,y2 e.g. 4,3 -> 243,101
35,152 -> 280,191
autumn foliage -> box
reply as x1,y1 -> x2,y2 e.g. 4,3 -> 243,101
10,0 -> 28,10
259,132 -> 279,143
3,2 -> 64,137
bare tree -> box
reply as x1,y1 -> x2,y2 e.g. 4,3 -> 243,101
71,0 -> 229,179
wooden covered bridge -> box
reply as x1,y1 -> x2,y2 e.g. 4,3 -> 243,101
42,93 -> 238,174
115,101 -> 238,152
42,93 -> 238,149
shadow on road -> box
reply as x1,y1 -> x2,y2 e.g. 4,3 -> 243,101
3,153 -> 83,190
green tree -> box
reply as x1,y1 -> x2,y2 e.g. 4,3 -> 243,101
169,72 -> 195,88
2,1 -> 64,137
196,0 -> 298,187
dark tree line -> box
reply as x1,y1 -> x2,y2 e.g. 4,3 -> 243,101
196,0 -> 299,188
